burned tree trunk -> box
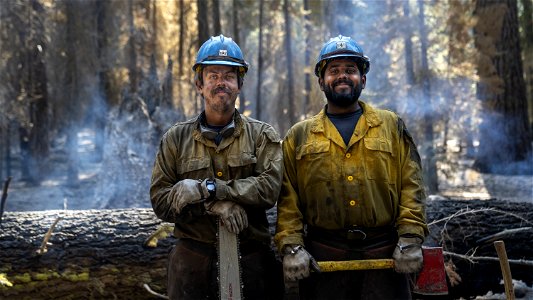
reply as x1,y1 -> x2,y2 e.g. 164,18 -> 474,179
0,209 -> 173,299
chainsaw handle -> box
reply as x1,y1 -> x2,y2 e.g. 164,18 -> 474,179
316,259 -> 394,272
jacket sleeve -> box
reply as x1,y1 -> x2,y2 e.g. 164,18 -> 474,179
150,131 -> 199,223
214,125 -> 283,210
396,118 -> 429,239
274,129 -> 305,252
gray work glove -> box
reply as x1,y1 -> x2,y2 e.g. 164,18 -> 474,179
169,179 -> 210,213
282,245 -> 321,281
204,200 -> 248,234
393,236 -> 424,273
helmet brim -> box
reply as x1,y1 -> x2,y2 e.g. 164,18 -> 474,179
193,60 -> 249,72
314,54 -> 370,76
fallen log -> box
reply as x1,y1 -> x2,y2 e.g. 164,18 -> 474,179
0,209 -> 173,299
0,199 -> 532,299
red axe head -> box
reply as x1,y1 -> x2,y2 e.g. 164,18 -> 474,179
413,247 -> 449,295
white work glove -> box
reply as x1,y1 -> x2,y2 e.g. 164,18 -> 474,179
204,200 -> 248,234
282,245 -> 321,281
169,179 -> 210,213
393,236 -> 424,273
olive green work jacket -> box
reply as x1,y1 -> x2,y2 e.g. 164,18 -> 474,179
275,101 -> 428,252
150,111 -> 283,246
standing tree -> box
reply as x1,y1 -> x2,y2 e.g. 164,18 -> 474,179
403,1 -> 416,100
22,0 -> 50,184
256,0 -> 265,120
176,0 -> 185,103
232,0 -> 247,113
196,0 -> 209,113
417,0 -> 438,193
0,0 -> 50,184
212,0 -> 221,35
473,0 -> 532,174
127,0 -> 138,93
520,0 -> 533,129
64,0 -> 81,186
283,0 -> 295,126
197,0 -> 209,48
303,0 -> 312,117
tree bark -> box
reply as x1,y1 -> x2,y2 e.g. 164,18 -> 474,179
197,0 -> 209,49
127,0 -> 138,93
283,0 -> 295,125
256,0 -> 264,120
303,0 -> 311,117
176,0 -> 185,104
473,0 -> 532,174
521,0 -> 533,131
417,0 -> 439,194
403,1 -> 415,94
232,0 -> 247,114
0,209 -> 172,299
212,0 -> 221,35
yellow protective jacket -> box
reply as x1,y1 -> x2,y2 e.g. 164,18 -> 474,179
275,101 -> 428,251
151,111 -> 283,246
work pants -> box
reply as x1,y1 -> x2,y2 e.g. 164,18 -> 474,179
167,238 -> 283,300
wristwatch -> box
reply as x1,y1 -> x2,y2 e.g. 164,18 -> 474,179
206,179 -> 216,199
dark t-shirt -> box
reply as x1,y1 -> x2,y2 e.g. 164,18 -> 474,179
326,108 -> 363,146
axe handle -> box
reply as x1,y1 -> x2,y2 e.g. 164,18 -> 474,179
317,259 -> 394,272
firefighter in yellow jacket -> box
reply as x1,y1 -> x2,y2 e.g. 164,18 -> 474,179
275,35 -> 428,299
151,35 -> 283,299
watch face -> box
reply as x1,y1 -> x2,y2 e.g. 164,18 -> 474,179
207,181 -> 215,193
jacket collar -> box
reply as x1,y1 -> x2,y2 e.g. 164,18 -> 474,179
193,110 -> 244,142
310,100 -> 383,134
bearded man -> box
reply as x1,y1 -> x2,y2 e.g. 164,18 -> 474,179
275,35 -> 428,299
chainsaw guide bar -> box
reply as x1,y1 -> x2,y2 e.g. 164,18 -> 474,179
217,218 -> 243,300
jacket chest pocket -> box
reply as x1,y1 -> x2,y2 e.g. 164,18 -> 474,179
227,152 -> 257,178
296,141 -> 332,185
176,157 -> 211,179
363,138 -> 394,181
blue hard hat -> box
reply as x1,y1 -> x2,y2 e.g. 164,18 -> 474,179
192,35 -> 249,74
314,35 -> 370,77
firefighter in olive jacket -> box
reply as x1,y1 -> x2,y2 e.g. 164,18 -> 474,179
275,35 -> 428,299
151,35 -> 283,300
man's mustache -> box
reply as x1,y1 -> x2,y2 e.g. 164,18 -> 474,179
333,79 -> 354,88
212,87 -> 232,95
